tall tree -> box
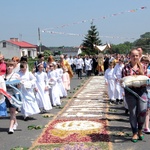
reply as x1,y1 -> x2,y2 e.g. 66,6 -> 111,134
81,22 -> 102,55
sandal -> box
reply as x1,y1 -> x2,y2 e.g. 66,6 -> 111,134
131,133 -> 138,143
131,138 -> 138,143
138,130 -> 144,140
138,135 -> 144,140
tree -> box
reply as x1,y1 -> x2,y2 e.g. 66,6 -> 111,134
81,22 -> 102,55
111,41 -> 133,54
133,32 -> 150,53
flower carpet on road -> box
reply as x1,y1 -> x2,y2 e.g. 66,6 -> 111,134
30,76 -> 110,150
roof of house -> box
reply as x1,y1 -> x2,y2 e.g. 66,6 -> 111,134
7,40 -> 37,48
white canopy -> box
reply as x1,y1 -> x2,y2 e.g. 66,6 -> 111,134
77,48 -> 82,55
93,43 -> 111,51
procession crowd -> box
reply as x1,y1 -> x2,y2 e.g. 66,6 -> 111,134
104,47 -> 150,143
0,54 -> 73,134
0,47 -> 150,143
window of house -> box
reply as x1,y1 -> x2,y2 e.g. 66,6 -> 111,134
22,51 -> 25,56
3,42 -> 6,48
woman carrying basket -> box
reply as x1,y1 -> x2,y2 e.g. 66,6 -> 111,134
122,48 -> 148,142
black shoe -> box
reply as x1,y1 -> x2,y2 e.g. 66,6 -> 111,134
109,100 -> 115,105
125,109 -> 129,115
119,99 -> 123,104
116,99 -> 119,105
24,117 -> 29,121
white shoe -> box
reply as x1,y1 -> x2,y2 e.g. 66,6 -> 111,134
8,128 -> 14,134
143,128 -> 150,134
13,123 -> 18,130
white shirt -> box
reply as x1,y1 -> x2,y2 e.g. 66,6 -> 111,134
75,58 -> 84,69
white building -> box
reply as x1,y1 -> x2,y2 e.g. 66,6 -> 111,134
0,38 -> 37,59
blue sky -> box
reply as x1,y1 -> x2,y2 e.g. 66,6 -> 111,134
0,0 -> 150,47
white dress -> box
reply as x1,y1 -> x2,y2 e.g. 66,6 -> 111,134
104,68 -> 116,101
113,63 -> 124,100
47,70 -> 61,106
56,68 -> 67,97
18,71 -> 40,117
34,71 -> 52,111
62,72 -> 70,91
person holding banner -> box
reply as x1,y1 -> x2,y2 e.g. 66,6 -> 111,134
122,48 -> 148,142
4,60 -> 20,134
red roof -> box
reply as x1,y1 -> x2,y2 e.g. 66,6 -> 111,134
7,40 -> 37,48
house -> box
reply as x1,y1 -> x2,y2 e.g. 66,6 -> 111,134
0,38 -> 37,59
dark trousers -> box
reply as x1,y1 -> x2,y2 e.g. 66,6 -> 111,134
125,87 -> 147,134
77,69 -> 82,78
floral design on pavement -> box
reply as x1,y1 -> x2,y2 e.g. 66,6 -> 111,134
38,119 -> 109,143
31,77 -> 110,149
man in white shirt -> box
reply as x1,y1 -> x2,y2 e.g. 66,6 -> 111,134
85,55 -> 93,77
66,55 -> 74,70
75,55 -> 84,79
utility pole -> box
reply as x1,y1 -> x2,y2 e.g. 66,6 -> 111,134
38,27 -> 42,54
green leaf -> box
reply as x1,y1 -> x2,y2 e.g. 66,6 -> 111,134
27,125 -> 36,130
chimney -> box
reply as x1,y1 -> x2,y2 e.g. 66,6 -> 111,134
10,38 -> 19,42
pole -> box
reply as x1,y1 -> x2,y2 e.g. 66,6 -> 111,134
38,27 -> 41,53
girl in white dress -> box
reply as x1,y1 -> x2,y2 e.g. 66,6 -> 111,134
17,61 -> 40,120
34,63 -> 52,112
113,59 -> 124,104
12,56 -> 20,73
55,63 -> 67,98
62,67 -> 70,91
47,62 -> 61,106
104,62 -> 116,104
